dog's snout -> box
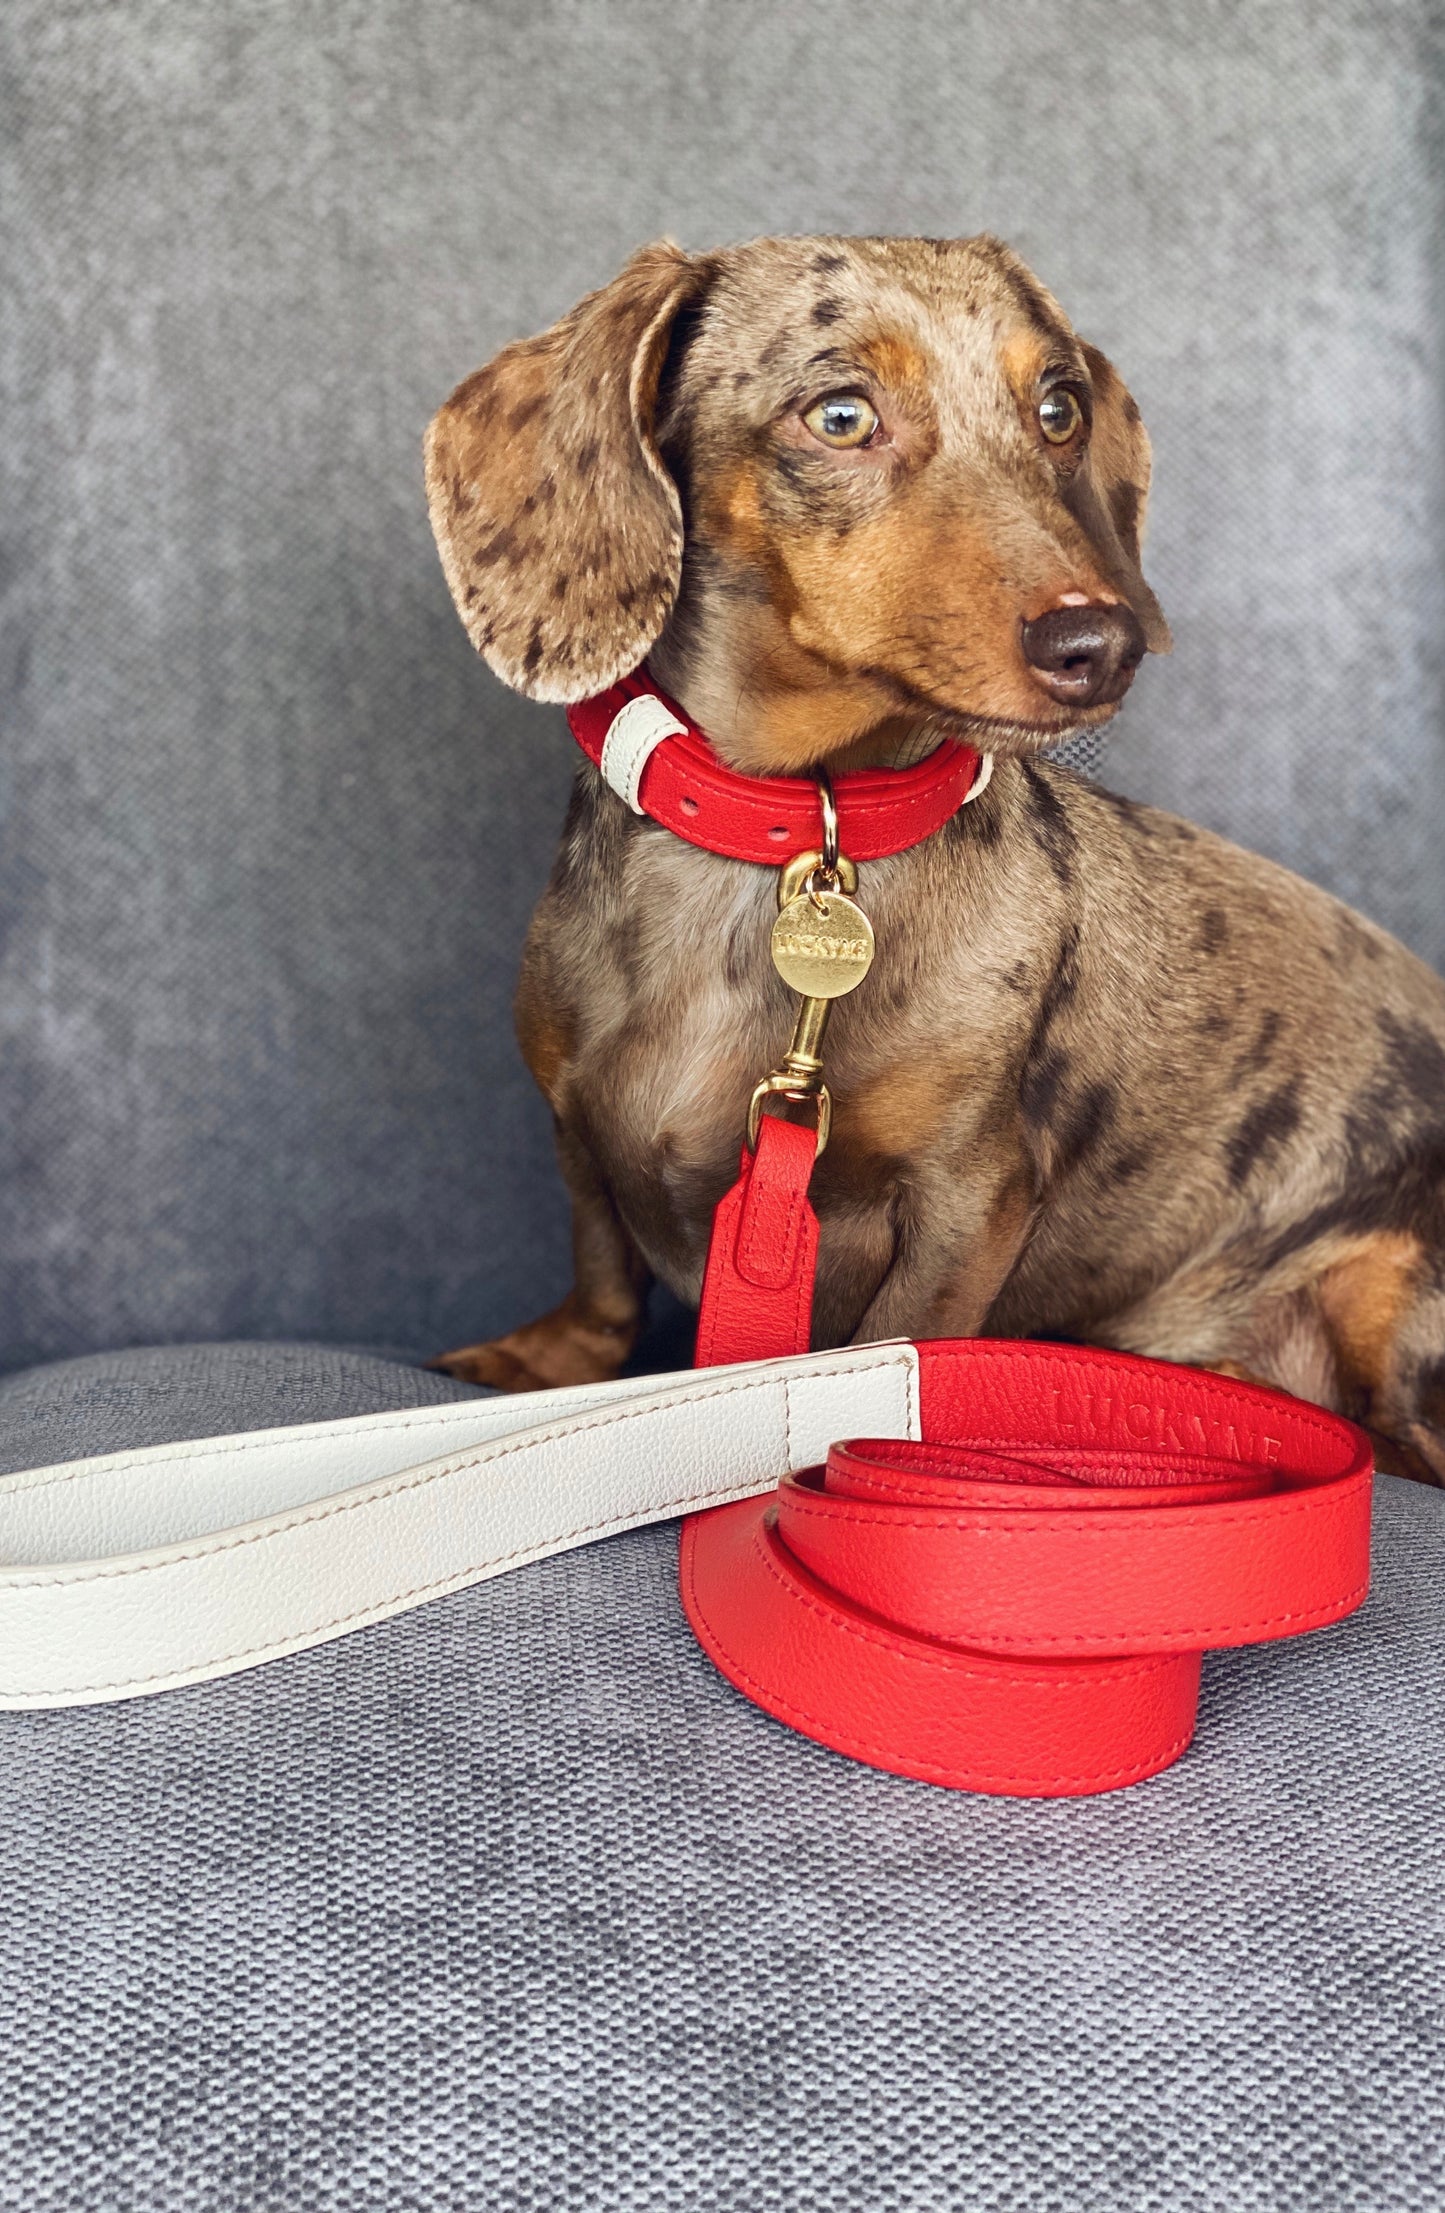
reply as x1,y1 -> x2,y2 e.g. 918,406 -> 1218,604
1020,602 -> 1147,709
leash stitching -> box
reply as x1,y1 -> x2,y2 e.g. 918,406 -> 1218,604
778,1477 -> 1370,1540
0,1351 -> 915,1590
681,1541 -> 1195,1789
742,1519 -> 1184,1690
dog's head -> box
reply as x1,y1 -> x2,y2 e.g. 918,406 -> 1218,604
426,234 -> 1169,771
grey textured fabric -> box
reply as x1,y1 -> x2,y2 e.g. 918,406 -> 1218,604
1,1342 -> 1442,2211
0,1338 -> 484,1478
2,1 -> 1442,1372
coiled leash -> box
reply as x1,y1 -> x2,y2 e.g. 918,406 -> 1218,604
574,674 -> 1375,1798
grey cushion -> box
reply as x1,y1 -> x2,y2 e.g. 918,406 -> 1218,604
2,1342 -> 1442,2210
3,1 -> 1443,1373
0,1339 -> 491,1477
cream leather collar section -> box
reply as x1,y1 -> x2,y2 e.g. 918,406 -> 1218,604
0,1344 -> 921,1709
598,690 -> 688,812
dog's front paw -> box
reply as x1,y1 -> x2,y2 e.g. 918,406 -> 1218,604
427,1301 -> 637,1394
427,1338 -> 548,1391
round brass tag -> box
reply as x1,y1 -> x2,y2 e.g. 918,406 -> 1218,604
770,889 -> 876,999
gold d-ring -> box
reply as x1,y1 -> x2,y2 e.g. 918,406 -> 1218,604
747,1075 -> 832,1157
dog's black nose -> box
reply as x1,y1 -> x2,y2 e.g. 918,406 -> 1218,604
1020,602 -> 1147,709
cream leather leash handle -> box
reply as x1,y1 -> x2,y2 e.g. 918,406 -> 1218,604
0,1344 -> 921,1709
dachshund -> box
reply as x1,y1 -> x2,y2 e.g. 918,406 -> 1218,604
423,233 -> 1445,1485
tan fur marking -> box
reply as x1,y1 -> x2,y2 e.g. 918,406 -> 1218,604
720,462 -> 765,539
515,992 -> 573,1106
859,333 -> 931,394
1317,1232 -> 1425,1401
708,460 -> 797,617
1001,330 -> 1048,395
843,1062 -> 961,1161
779,506 -> 1043,727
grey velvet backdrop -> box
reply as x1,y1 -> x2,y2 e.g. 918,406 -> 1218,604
2,0 -> 1442,1371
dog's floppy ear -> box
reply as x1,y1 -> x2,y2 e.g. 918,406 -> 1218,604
1070,343 -> 1171,654
425,240 -> 712,702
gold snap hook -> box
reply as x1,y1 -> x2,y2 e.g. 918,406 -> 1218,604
742,767 -> 869,1165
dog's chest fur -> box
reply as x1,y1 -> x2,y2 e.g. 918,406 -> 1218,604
521,754 -> 1445,1352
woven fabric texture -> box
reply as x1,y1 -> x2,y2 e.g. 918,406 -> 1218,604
1,1342 -> 1442,2212
0,1338 -> 482,1478
2,0 -> 1443,1372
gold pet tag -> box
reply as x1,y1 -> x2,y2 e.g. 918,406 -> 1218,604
770,887 -> 875,999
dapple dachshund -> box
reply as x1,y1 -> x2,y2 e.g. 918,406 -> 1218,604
423,233 -> 1445,1484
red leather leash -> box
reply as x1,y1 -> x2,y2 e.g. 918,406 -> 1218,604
681,1340 -> 1372,1797
570,676 -> 1375,1796
693,1117 -> 821,1368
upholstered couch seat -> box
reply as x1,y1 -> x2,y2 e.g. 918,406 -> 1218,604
2,1344 -> 1441,2210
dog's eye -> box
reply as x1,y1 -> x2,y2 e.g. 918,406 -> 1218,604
1038,389 -> 1083,445
802,393 -> 879,448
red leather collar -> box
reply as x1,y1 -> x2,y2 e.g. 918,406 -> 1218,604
566,669 -> 986,865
